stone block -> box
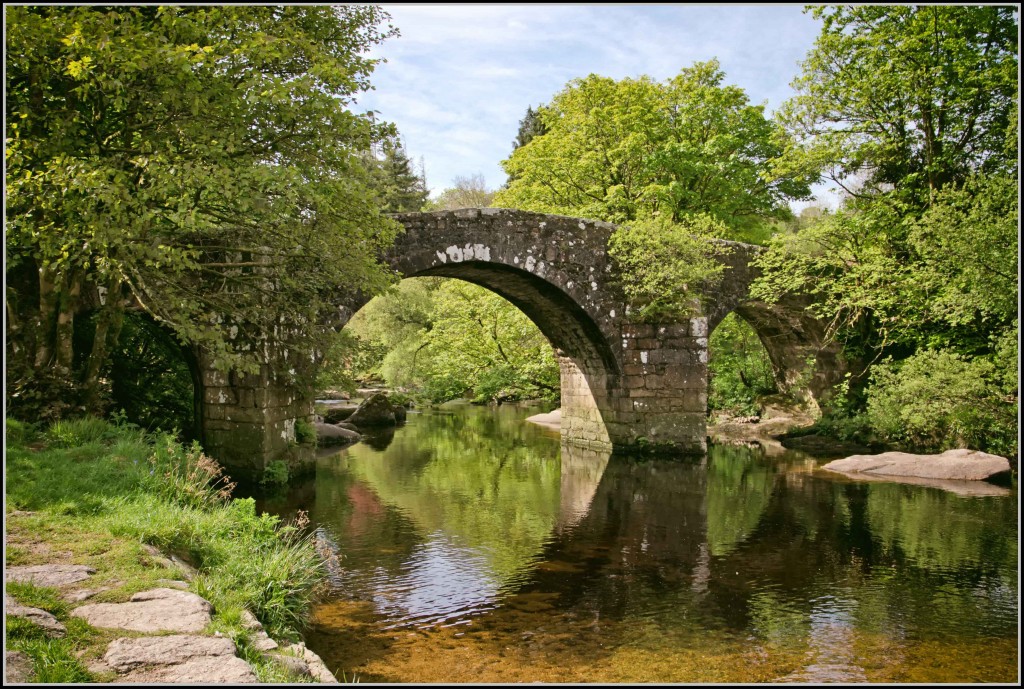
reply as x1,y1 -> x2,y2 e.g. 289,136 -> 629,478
203,387 -> 238,406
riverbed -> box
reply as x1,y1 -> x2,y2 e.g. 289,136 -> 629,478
257,404 -> 1018,683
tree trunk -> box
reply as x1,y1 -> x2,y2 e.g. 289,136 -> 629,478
34,264 -> 58,368
54,270 -> 82,374
82,277 -> 126,413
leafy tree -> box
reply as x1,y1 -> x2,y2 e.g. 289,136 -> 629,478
5,6 -> 401,419
423,173 -> 495,210
494,60 -> 813,242
775,5 -> 1018,205
707,314 -> 777,417
754,5 -> 1018,454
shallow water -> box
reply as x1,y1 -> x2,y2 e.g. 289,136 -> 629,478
257,405 -> 1019,683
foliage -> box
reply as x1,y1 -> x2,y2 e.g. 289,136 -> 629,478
147,434 -> 238,509
101,310 -> 197,435
753,6 -> 1018,452
776,5 -> 1018,203
865,348 -> 1017,458
494,60 -> 812,241
423,173 -> 496,210
607,214 -> 728,322
294,420 -> 317,447
5,417 -> 327,641
339,277 -> 560,404
369,135 -> 429,212
707,313 -> 776,416
5,5 -> 401,419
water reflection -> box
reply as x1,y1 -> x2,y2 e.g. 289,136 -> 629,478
255,406 -> 1018,683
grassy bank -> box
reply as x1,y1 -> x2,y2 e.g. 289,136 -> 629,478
4,417 -> 327,682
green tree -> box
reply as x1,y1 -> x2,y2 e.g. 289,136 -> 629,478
753,5 -> 1018,454
494,61 -> 813,242
370,135 -> 429,212
423,173 -> 495,210
5,6 -> 401,419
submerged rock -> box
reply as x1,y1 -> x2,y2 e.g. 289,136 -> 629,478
822,448 -> 1011,482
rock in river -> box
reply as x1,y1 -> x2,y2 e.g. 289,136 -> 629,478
822,448 -> 1011,481
347,392 -> 397,428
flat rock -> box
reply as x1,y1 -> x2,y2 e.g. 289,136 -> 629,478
117,655 -> 257,683
104,635 -> 236,672
5,594 -> 65,637
526,408 -> 561,429
6,564 -> 95,587
72,588 -> 212,633
5,650 -> 33,683
822,448 -> 1011,481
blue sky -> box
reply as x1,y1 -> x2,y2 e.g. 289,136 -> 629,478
355,4 -> 837,209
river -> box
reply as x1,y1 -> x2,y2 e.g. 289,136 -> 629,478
257,403 -> 1018,683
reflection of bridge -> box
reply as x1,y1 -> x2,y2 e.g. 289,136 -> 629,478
198,209 -> 845,479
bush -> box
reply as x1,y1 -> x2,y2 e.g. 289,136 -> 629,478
708,313 -> 776,416
865,348 -> 1017,457
294,419 -> 316,446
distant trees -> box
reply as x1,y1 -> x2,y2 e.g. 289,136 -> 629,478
423,173 -> 495,210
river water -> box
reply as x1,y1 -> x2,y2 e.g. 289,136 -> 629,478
257,404 -> 1019,683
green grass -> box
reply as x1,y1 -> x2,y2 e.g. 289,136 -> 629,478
5,416 -> 329,681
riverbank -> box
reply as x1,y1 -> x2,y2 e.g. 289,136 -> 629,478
4,417 -> 335,683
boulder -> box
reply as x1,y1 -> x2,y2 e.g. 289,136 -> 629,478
6,564 -> 95,588
322,405 -> 359,424
72,588 -> 212,633
335,421 -> 359,433
346,393 -> 397,428
314,422 -> 361,447
392,404 -> 407,423
822,448 -> 1011,482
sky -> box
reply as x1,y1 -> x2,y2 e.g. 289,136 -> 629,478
354,4 -> 840,210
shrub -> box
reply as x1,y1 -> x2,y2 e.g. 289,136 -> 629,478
865,348 -> 1017,457
294,419 -> 316,446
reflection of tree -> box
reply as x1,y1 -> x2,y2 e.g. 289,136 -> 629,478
864,484 -> 1017,574
343,407 -> 562,589
704,445 -> 775,556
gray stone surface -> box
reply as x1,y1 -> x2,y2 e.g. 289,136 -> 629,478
72,588 -> 212,633
6,564 -> 95,588
322,404 -> 359,424
314,422 -> 361,446
823,448 -> 1011,481
5,650 -> 33,683
117,655 -> 258,683
104,635 -> 235,672
5,594 -> 65,637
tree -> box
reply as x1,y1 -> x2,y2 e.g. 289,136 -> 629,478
370,135 -> 429,212
512,105 -> 549,151
423,173 -> 495,210
753,6 -> 1018,456
775,5 -> 1018,206
494,61 -> 814,242
5,6 -> 401,419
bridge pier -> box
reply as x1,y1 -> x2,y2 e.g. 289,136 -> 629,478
560,318 -> 709,455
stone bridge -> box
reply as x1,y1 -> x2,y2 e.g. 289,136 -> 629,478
198,209 -> 845,480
